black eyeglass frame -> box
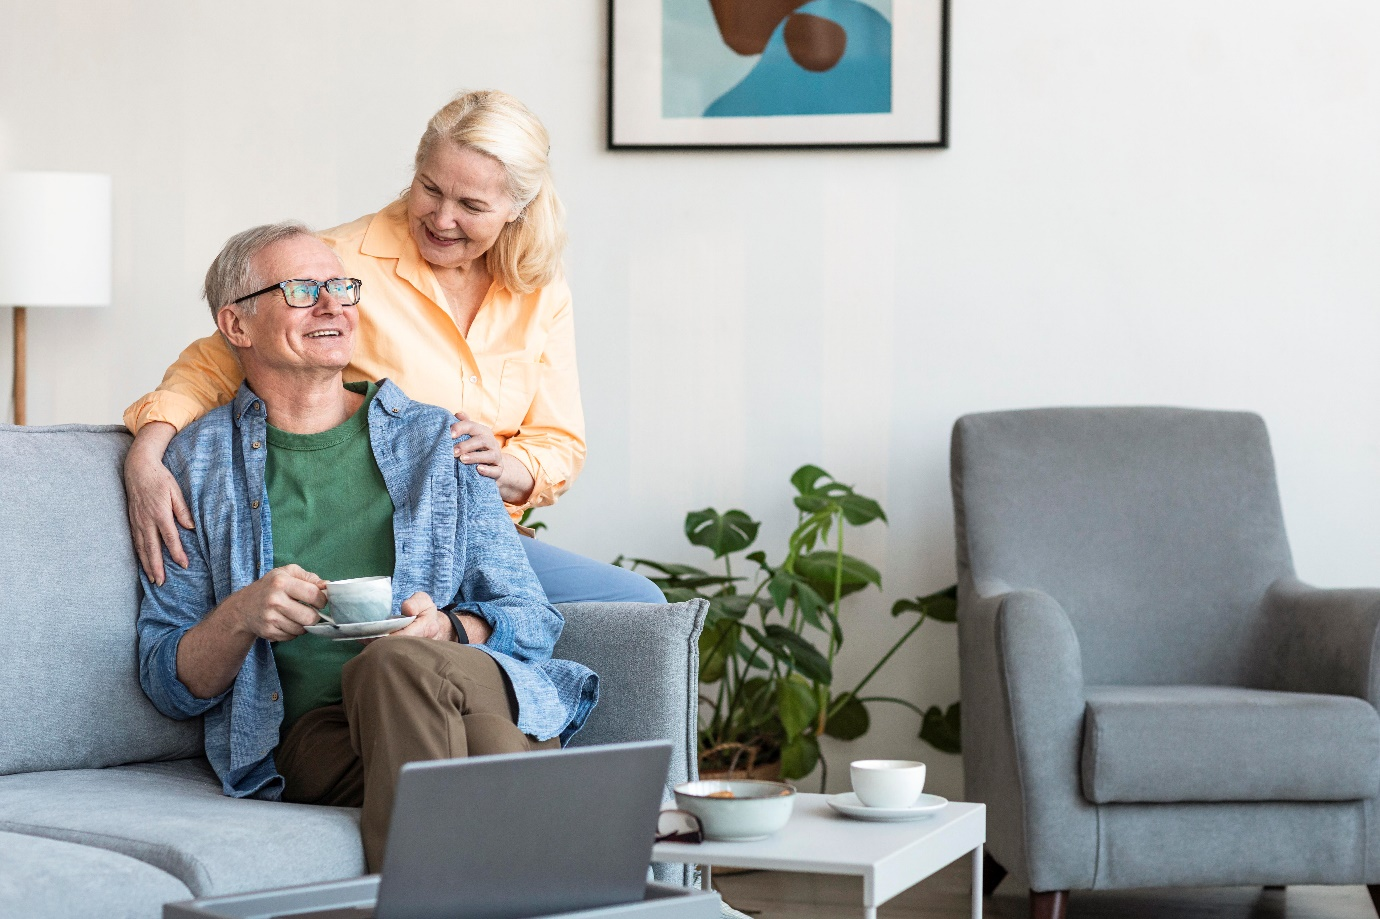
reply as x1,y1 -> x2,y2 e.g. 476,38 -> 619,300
231,277 -> 364,308
654,809 -> 704,845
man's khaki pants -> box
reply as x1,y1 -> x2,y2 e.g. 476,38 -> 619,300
276,637 -> 558,871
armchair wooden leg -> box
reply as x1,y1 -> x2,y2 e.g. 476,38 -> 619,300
1367,884 -> 1380,917
1030,889 -> 1068,919
982,851 -> 1007,897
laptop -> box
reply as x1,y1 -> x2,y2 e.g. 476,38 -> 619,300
274,740 -> 672,919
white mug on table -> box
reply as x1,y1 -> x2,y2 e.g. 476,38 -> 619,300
850,759 -> 926,808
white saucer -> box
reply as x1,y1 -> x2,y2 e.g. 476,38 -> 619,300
303,616 -> 415,641
826,792 -> 948,822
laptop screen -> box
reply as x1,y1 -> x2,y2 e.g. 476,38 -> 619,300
374,741 -> 672,919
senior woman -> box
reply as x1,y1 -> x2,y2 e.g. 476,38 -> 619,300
123,90 -> 660,605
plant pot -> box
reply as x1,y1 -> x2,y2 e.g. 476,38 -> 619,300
698,760 -> 783,783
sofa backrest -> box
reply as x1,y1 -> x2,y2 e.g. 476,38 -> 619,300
951,407 -> 1295,687
0,424 -> 203,775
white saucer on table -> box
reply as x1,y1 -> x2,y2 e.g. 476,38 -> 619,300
303,616 -> 415,641
826,792 -> 948,822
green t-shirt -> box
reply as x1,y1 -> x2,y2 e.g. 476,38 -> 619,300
268,381 -> 396,732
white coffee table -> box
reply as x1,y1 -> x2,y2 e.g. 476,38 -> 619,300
653,794 -> 985,919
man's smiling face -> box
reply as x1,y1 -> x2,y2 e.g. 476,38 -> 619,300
218,235 -> 357,378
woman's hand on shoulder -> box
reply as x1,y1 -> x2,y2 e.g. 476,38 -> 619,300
451,411 -> 503,476
125,422 -> 194,585
450,412 -> 535,505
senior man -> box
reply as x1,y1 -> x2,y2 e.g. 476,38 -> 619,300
137,222 -> 596,871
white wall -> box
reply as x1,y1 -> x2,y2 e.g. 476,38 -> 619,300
3,1 -> 1378,798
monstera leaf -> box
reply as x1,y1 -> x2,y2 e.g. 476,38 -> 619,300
779,734 -> 821,780
919,702 -> 962,754
824,692 -> 870,741
892,584 -> 958,623
794,551 -> 880,600
685,508 -> 760,558
777,677 -> 818,740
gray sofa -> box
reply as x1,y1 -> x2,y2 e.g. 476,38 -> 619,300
0,424 -> 706,919
951,407 -> 1380,919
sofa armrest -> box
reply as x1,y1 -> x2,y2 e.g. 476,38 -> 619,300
553,599 -> 706,784
993,588 -> 1098,892
1262,577 -> 1380,706
553,599 -> 706,888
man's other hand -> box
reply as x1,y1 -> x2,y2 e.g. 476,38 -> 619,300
391,592 -> 493,645
223,564 -> 327,642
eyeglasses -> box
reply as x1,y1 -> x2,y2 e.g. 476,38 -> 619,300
232,277 -> 363,308
655,810 -> 703,845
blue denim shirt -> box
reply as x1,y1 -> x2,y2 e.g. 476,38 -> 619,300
137,380 -> 598,800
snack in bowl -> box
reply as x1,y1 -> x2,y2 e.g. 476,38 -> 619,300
672,779 -> 796,841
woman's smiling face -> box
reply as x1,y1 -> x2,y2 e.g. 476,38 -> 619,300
407,142 -> 519,271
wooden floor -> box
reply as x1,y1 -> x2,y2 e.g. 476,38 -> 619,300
713,862 -> 1379,918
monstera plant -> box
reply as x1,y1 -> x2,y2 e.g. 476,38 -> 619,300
617,465 -> 960,789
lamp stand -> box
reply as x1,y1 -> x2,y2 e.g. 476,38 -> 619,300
12,306 -> 25,425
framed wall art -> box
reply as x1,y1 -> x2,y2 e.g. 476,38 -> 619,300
608,0 -> 949,150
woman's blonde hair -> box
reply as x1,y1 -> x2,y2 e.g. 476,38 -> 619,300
413,90 -> 566,294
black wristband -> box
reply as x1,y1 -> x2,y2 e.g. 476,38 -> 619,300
439,606 -> 469,644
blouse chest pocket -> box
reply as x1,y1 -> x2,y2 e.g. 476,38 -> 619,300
494,359 -> 543,436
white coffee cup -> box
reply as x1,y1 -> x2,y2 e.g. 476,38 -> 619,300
850,759 -> 926,808
324,576 -> 393,624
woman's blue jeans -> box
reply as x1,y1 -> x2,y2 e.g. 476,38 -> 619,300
519,536 -> 665,604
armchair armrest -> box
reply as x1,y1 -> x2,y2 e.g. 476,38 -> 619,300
961,580 -> 1097,892
1262,577 -> 1380,706
993,588 -> 1097,892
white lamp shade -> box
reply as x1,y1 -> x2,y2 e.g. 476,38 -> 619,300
0,171 -> 112,307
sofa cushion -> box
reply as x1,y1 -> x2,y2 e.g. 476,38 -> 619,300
0,758 -> 363,897
0,828 -> 191,919
1082,685 -> 1380,803
0,425 -> 203,775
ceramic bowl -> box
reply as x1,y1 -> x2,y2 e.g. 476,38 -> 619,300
324,576 -> 393,624
672,779 -> 796,841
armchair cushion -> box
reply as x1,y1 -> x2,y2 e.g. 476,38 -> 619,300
1082,685 -> 1380,803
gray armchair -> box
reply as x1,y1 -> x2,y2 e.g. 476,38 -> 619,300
950,407 -> 1380,919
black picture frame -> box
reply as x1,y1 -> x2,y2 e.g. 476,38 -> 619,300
608,0 -> 950,151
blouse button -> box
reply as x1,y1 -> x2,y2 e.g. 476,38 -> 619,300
251,500 -> 260,509
251,441 -> 261,450
271,692 -> 279,702
469,375 -> 477,383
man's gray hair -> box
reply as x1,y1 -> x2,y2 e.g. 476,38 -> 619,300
202,221 -> 314,318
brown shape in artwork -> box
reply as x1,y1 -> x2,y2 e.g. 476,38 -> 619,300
783,13 -> 847,72
709,0 -> 812,56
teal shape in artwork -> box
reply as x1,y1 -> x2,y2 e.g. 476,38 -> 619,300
704,0 -> 892,118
